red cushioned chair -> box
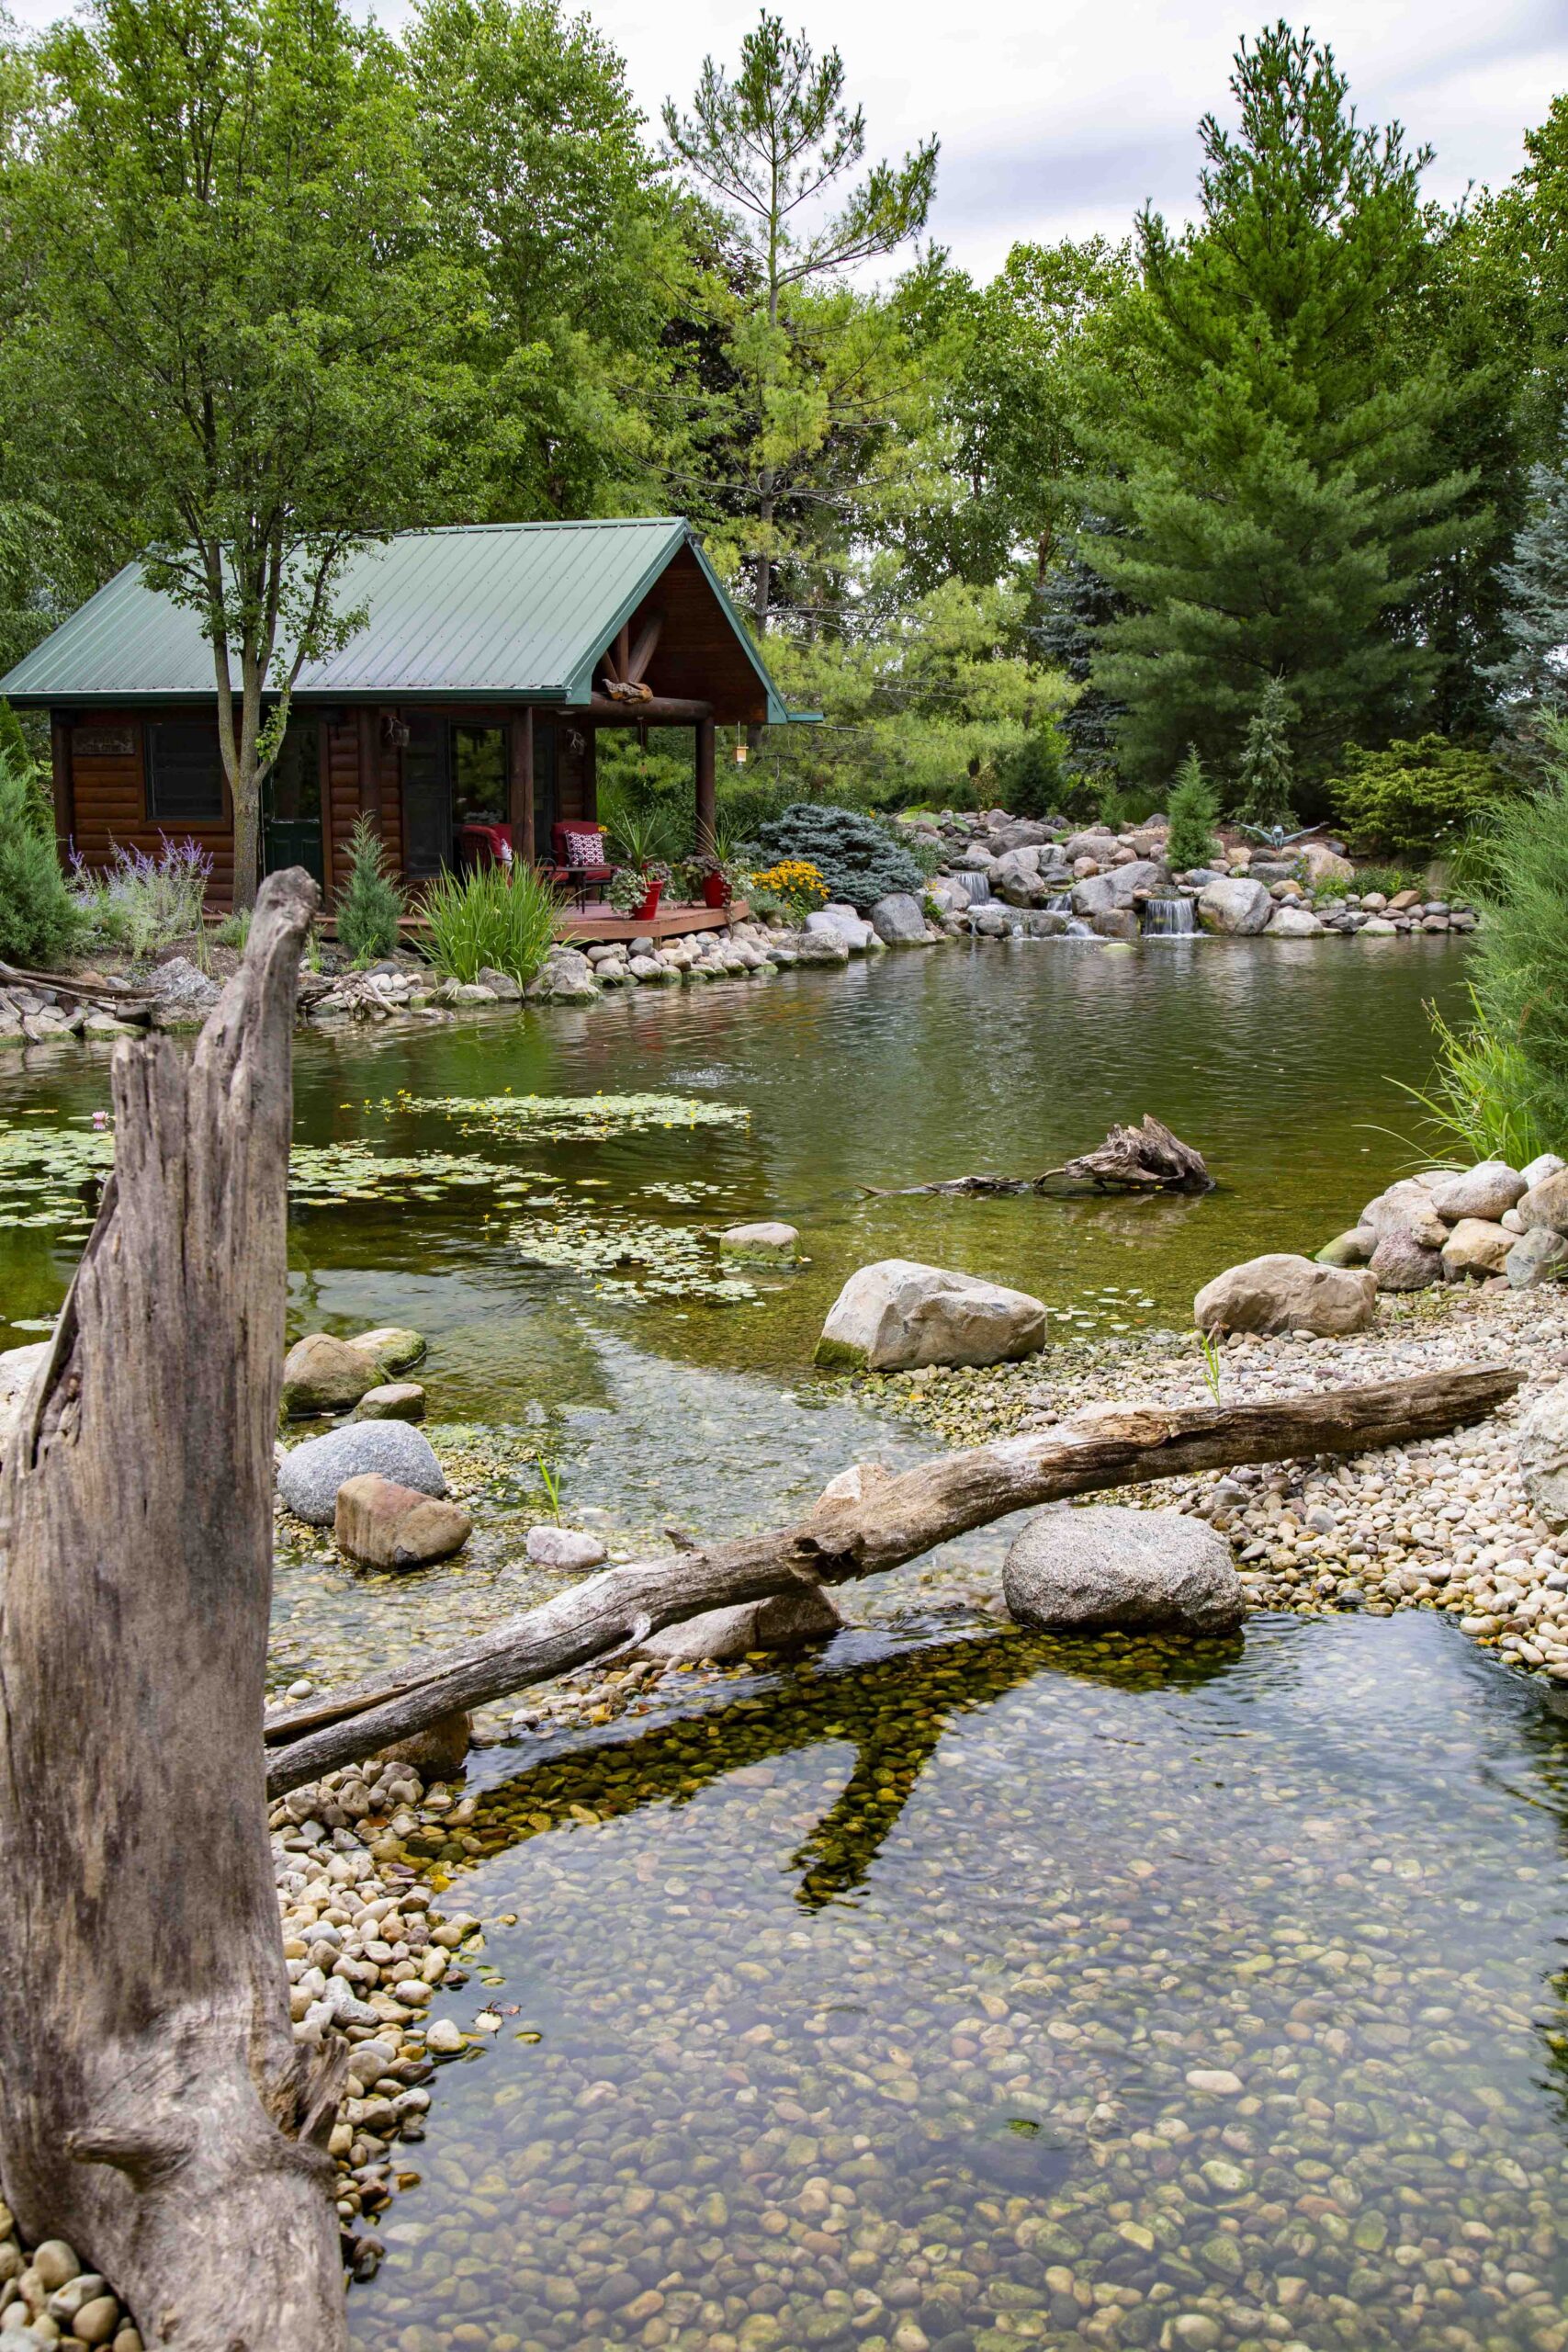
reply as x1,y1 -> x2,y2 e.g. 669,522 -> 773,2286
543,820 -> 615,910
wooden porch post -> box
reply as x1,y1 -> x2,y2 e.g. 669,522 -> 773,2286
49,717 -> 73,858
582,725 -> 598,824
355,707 -> 382,828
509,709 -> 536,863
695,718 -> 716,854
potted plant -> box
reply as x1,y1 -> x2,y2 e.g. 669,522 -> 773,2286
681,851 -> 732,908
608,859 -> 671,921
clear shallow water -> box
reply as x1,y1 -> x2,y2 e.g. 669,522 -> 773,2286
355,1611 -> 1568,2352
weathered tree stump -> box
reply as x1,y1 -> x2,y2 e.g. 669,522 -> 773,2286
0,870 -> 348,2351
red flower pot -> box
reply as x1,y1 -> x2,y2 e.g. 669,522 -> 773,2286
636,877 -> 663,921
701,870 -> 729,909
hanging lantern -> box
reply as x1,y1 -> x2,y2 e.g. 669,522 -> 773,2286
734,740 -> 749,765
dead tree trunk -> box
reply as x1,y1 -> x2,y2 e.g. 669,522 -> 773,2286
264,1363 -> 1520,1793
0,870 -> 348,2352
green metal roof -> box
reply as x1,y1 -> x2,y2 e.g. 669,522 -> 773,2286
0,518 -> 793,721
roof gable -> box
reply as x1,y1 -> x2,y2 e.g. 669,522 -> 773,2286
0,520 -> 789,721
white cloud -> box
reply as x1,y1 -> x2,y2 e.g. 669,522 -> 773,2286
6,0 -> 1562,280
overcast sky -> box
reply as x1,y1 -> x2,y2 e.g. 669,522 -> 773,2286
6,0 -> 1564,280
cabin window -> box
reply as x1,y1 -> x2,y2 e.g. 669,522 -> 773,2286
452,725 -> 506,824
145,721 -> 225,823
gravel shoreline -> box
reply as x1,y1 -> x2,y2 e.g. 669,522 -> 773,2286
863,1279 -> 1568,1681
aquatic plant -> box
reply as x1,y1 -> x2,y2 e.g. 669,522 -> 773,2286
510,1210 -> 756,1303
334,816 -> 405,965
69,834 -> 209,959
400,1091 -> 750,1142
422,863 -> 559,987
1195,1328 -> 1224,1403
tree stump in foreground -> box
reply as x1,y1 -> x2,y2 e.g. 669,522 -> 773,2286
0,870 -> 348,2352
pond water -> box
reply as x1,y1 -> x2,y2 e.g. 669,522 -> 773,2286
7,933 -> 1568,2351
355,1610 -> 1568,2352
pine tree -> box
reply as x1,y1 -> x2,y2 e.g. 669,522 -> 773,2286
1486,444 -> 1568,770
1032,531 -> 1126,779
1079,25 -> 1474,797
1165,748 -> 1222,871
1232,679 -> 1299,832
335,817 -> 405,964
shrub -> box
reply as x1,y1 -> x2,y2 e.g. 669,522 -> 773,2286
747,859 -> 829,920
994,729 -> 1066,820
0,751 -> 80,967
1327,736 -> 1512,860
70,834 -> 210,958
335,816 -> 405,964
1232,677 -> 1299,832
423,863 -> 560,986
749,804 -> 924,912
1165,748 -> 1221,871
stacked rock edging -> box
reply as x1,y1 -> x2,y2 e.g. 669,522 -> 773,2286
909,807 -> 1477,949
1314,1154 -> 1568,1297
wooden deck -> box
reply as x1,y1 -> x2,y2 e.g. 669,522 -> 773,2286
556,899 -> 748,944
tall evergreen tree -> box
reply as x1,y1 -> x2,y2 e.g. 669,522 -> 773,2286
1079,23 -> 1475,797
1486,444 -> 1568,769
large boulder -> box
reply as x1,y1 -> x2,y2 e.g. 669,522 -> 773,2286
816,1258 -> 1047,1371
1506,1227 -> 1568,1288
353,1382 -> 426,1422
335,1475 -> 472,1569
1371,1230 -> 1444,1291
1517,1170 -> 1568,1237
640,1584 -> 844,1664
1061,829 -> 1119,865
1197,877 -> 1273,936
868,892 -> 930,946
1297,842 -> 1354,887
278,1419 -> 447,1527
1194,1253 -> 1377,1337
347,1325 -> 426,1374
1439,1218 -> 1514,1279
1265,905 -> 1323,938
1521,1152 -> 1567,1190
1316,1227 -> 1375,1267
791,929 -> 851,966
807,903 -> 875,951
1517,1385 -> 1568,1531
1359,1175 -> 1446,1249
1429,1162 -> 1527,1225
1003,1505 -> 1245,1634
0,1340 -> 49,1459
1071,860 -> 1163,918
147,956 -> 221,1031
281,1333 -> 383,1419
525,947 -> 599,1002
718,1221 -> 800,1262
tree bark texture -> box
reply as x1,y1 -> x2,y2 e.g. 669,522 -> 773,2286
0,869 -> 348,2352
265,1363 -> 1519,1794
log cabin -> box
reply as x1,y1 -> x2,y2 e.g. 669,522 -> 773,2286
0,518 -> 808,913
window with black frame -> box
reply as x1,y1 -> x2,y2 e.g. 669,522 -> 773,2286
145,721 -> 225,822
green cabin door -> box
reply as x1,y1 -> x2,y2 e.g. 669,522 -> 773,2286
262,718 -> 323,886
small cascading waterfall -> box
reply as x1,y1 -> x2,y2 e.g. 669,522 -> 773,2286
963,873 -> 994,905
1142,897 -> 1198,937
1046,892 -> 1072,915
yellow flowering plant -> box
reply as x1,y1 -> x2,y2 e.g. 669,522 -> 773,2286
748,859 -> 829,918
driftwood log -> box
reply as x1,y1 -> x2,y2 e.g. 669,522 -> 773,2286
862,1115 -> 1213,1198
265,1363 -> 1520,1794
0,872 -> 348,2352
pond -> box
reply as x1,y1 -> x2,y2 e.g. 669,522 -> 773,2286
13,931 -> 1563,2352
350,1608 -> 1568,2352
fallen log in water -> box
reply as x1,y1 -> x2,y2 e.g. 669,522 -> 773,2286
0,871 -> 349,2352
861,1114 -> 1213,1198
265,1363 -> 1521,1795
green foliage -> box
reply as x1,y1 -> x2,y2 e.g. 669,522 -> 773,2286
21,0 -> 479,904
750,803 -> 923,911
423,862 -> 560,985
1327,735 -> 1512,858
0,752 -> 78,967
1078,26 -> 1472,794
1393,986 -> 1545,1170
1463,724 -> 1568,1148
212,908 -> 253,950
663,12 -> 937,632
1485,440 -> 1568,767
71,837 -> 211,957
1165,748 -> 1221,871
993,729 -> 1066,820
335,818 -> 406,964
1232,680 -> 1299,832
